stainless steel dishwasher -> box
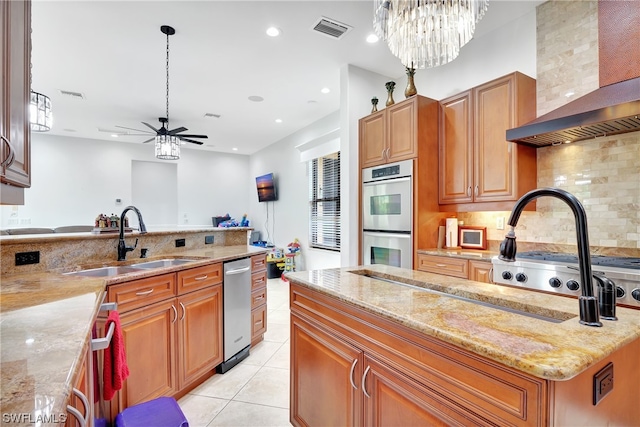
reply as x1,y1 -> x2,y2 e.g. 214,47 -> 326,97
217,257 -> 252,373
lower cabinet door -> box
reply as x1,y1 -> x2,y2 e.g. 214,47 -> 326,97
290,314 -> 362,427
362,355 -> 478,427
118,299 -> 177,409
177,285 -> 223,388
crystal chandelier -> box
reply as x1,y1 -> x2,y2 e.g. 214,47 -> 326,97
30,90 -> 52,132
155,134 -> 180,160
373,0 -> 489,69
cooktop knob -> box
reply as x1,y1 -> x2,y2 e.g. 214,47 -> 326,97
549,277 -> 563,288
515,273 -> 528,283
566,280 -> 580,291
616,287 -> 625,299
632,288 -> 640,302
502,271 -> 513,280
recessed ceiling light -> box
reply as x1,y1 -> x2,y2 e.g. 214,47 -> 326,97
366,34 -> 379,43
321,87 -> 330,94
111,134 -> 119,138
275,119 -> 283,123
307,100 -> 318,104
248,95 -> 264,102
232,147 -> 238,151
266,27 -> 281,37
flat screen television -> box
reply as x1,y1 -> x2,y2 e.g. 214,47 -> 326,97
256,173 -> 277,202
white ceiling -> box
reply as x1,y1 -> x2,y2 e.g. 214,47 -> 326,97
31,0 -> 543,155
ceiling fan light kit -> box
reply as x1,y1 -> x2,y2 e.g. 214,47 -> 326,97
116,25 -> 208,160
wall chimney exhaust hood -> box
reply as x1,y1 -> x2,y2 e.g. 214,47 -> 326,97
507,1 -> 640,147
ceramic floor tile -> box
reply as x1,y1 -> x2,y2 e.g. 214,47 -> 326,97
263,322 -> 290,343
206,400 -> 292,427
264,340 -> 290,370
189,362 -> 261,400
267,308 -> 290,325
177,394 -> 229,427
243,340 -> 283,366
233,366 -> 290,409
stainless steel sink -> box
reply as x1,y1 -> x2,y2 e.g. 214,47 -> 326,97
65,266 -> 144,277
130,259 -> 198,269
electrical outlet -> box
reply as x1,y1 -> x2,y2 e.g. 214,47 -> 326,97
496,217 -> 505,230
593,362 -> 614,405
175,238 -> 186,248
15,251 -> 40,266
205,235 -> 214,244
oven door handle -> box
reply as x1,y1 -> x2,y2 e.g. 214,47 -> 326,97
363,176 -> 411,186
363,231 -> 411,238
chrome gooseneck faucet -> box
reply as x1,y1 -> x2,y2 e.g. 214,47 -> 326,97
117,206 -> 147,261
499,187 -> 610,327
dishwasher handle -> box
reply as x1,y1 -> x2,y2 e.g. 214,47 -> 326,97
225,266 -> 251,275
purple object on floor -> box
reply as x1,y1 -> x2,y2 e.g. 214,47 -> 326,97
114,397 -> 189,427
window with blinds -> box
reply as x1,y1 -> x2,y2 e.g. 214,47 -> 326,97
309,151 -> 340,251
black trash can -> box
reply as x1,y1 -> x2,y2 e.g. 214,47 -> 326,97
267,261 -> 284,279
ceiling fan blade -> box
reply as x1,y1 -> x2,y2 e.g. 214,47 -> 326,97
175,134 -> 208,139
141,137 -> 156,144
168,126 -> 188,135
114,125 -> 154,134
180,137 -> 204,145
142,122 -> 159,132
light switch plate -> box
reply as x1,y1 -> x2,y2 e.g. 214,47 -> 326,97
496,217 -> 505,230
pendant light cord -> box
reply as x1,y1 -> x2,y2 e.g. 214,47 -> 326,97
165,30 -> 170,124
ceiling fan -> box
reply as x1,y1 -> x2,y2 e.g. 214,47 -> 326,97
116,25 -> 207,148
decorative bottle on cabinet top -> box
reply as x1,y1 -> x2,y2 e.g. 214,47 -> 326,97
385,81 -> 396,106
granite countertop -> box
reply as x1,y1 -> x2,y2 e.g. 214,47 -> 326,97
417,248 -> 498,262
0,245 -> 267,425
285,264 -> 640,381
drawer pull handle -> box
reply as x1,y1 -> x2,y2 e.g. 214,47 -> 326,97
194,275 -> 208,281
362,366 -> 371,398
435,264 -> 447,267
135,289 -> 154,296
349,359 -> 358,390
179,302 -> 186,321
254,295 -> 265,301
255,319 -> 263,325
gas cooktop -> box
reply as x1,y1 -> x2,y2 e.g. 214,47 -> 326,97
516,251 -> 640,270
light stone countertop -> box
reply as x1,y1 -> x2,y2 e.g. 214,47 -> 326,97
0,245 -> 267,426
285,264 -> 640,381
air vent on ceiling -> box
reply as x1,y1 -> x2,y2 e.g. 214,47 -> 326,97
97,128 -> 127,134
59,89 -> 85,99
204,113 -> 221,118
312,16 -> 352,39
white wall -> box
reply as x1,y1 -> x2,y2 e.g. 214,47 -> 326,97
248,111 -> 342,272
0,134 -> 250,228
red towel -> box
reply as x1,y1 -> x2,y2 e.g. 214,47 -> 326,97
103,311 -> 129,401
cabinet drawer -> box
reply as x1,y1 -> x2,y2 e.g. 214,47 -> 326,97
108,273 -> 176,313
251,288 -> 267,310
251,254 -> 267,272
251,270 -> 267,291
416,254 -> 468,279
251,305 -> 267,338
177,263 -> 222,295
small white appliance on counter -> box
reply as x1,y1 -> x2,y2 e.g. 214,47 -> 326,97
362,160 -> 413,269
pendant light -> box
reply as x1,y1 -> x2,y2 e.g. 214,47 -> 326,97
155,25 -> 180,160
30,90 -> 52,132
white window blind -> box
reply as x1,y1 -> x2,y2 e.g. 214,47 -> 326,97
309,151 -> 340,251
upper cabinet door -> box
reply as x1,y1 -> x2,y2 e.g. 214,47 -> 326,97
387,98 -> 418,162
359,111 -> 386,168
439,90 -> 473,204
1,0 -> 31,190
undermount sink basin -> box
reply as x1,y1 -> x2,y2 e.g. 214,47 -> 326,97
130,259 -> 198,269
65,266 -> 144,277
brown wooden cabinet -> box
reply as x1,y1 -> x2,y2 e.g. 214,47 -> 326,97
439,72 -> 537,212
416,253 -> 492,283
1,0 -> 31,205
104,263 -> 224,418
290,283 -> 547,426
359,96 -> 433,168
250,254 -> 268,345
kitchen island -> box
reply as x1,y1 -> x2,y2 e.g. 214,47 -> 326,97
0,240 -> 267,426
287,265 -> 640,426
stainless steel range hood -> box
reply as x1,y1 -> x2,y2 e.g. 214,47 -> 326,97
507,1 -> 640,147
